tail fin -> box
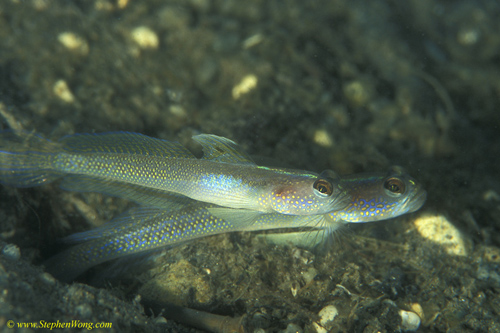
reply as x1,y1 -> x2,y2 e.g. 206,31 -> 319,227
0,131 -> 61,187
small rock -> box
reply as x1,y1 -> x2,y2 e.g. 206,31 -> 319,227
53,80 -> 75,103
58,32 -> 89,55
314,304 -> 339,332
414,214 -> 471,256
342,79 -> 373,107
39,272 -> 57,285
318,305 -> 339,327
410,303 -> 425,321
399,309 -> 420,331
313,129 -> 333,147
232,74 -> 258,99
2,244 -> 21,261
131,26 -> 159,49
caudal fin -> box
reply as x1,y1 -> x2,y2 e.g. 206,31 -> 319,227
0,131 -> 61,187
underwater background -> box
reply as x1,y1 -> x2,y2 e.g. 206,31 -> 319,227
0,0 -> 499,331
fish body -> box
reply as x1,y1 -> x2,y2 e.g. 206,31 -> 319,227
44,166 -> 426,281
0,131 -> 347,215
44,204 -> 330,281
55,154 -> 345,214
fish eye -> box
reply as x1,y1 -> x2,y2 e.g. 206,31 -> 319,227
384,177 -> 405,194
313,178 -> 333,196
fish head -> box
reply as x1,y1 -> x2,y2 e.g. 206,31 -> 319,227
329,166 -> 427,223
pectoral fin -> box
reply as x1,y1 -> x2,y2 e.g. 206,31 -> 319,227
206,207 -> 263,229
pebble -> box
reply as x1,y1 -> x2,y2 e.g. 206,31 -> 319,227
53,80 -> 75,103
342,80 -> 373,107
457,27 -> 480,46
154,316 -> 167,324
2,244 -> 21,261
39,272 -> 57,285
413,214 -> 471,256
318,305 -> 339,327
169,105 -> 187,118
399,309 -> 421,331
410,303 -> 425,321
313,304 -> 339,332
313,129 -> 333,147
117,0 -> 129,9
483,189 -> 500,201
232,74 -> 258,99
58,32 -> 89,55
243,33 -> 264,49
131,26 -> 159,49
290,282 -> 299,297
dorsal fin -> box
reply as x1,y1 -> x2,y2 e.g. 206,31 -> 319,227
192,134 -> 255,164
60,132 -> 193,158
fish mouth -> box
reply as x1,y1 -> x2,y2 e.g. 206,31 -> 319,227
407,187 -> 427,213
